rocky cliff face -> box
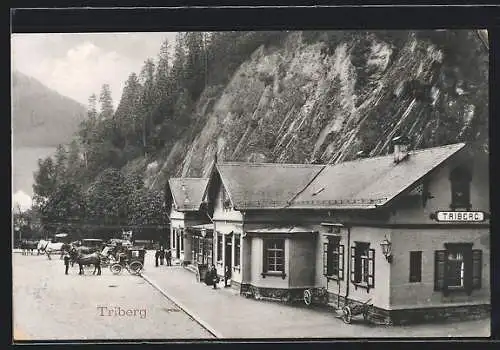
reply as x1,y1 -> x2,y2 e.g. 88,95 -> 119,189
149,30 -> 488,188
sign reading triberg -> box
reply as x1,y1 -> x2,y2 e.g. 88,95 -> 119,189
435,211 -> 486,222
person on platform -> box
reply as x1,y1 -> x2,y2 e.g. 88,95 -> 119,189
159,247 -> 165,266
64,252 -> 71,275
210,264 -> 219,289
166,249 -> 172,266
155,249 -> 160,267
224,265 -> 231,288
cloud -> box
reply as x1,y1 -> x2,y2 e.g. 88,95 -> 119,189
13,190 -> 32,212
11,32 -> 177,106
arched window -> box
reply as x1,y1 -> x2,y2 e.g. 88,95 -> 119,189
449,166 -> 472,210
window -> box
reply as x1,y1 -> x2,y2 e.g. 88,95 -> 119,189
262,239 -> 285,278
198,239 -> 204,264
435,244 -> 482,295
409,251 -> 422,283
206,239 -> 213,264
217,233 -> 223,262
234,236 -> 241,267
323,237 -> 344,280
450,166 -> 472,210
172,229 -> 176,249
350,242 -> 375,289
192,236 -> 199,262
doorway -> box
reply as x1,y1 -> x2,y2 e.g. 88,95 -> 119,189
225,235 -> 232,269
176,231 -> 180,258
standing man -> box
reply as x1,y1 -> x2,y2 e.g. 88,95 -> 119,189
64,252 -> 71,275
224,265 -> 231,288
155,249 -> 160,267
166,249 -> 172,266
159,246 -> 165,266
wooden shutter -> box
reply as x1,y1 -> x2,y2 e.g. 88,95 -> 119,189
339,245 -> 345,280
323,242 -> 328,276
367,248 -> 375,288
434,250 -> 447,291
472,250 -> 482,289
350,246 -> 356,282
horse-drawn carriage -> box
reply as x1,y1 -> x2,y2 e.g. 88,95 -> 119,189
109,246 -> 146,275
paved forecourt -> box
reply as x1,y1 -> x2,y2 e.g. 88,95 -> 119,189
12,252 -> 213,341
142,251 -> 491,339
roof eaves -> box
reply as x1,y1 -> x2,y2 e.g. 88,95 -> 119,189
215,164 -> 238,209
167,179 -> 180,210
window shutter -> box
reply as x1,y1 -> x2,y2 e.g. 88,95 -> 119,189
434,250 -> 447,291
350,246 -> 356,283
323,242 -> 328,276
472,250 -> 482,289
339,244 -> 345,280
368,248 -> 375,288
263,240 -> 268,273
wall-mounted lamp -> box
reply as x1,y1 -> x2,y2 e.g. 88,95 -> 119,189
380,236 -> 393,263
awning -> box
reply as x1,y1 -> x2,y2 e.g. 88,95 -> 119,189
320,223 -> 345,227
246,226 -> 317,234
190,224 -> 214,230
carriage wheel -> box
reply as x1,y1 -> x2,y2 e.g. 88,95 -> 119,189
303,289 -> 312,306
110,263 -> 123,275
342,306 -> 352,324
129,262 -> 143,275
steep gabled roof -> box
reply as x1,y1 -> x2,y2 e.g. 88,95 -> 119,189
168,178 -> 209,212
216,162 -> 324,210
287,142 -> 467,209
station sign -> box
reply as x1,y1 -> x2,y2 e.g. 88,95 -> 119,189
433,211 -> 487,222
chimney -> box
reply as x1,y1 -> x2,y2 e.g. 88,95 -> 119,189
392,135 -> 410,163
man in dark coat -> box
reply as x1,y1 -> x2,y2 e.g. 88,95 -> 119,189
159,247 -> 165,265
224,265 -> 231,287
64,252 -> 70,275
166,249 -> 172,266
210,264 -> 219,289
155,249 -> 160,267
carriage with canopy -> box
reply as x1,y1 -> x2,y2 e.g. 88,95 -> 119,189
109,246 -> 146,275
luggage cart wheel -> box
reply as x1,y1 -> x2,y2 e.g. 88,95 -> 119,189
303,289 -> 312,306
342,306 -> 352,324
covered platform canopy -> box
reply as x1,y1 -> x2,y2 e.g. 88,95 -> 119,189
190,224 -> 214,231
245,226 -> 317,234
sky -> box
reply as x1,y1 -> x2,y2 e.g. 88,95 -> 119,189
13,190 -> 33,212
11,32 -> 178,107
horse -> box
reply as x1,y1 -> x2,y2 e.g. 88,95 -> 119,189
37,239 -> 50,255
38,240 -> 67,260
69,246 -> 95,266
69,249 -> 101,275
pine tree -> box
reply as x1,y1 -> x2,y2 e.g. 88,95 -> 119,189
99,84 -> 114,120
138,59 -> 156,155
115,72 -> 142,148
53,144 -> 67,183
155,38 -> 170,100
